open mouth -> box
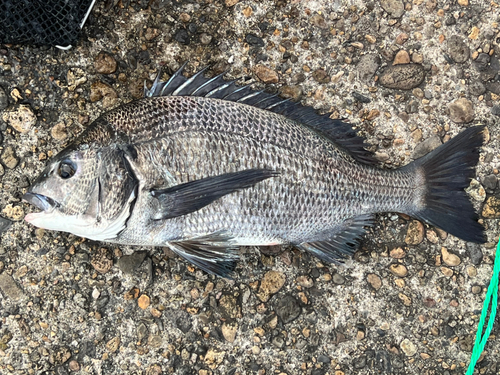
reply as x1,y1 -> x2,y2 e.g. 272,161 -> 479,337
22,192 -> 59,212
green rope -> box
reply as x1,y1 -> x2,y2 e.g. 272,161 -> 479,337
466,238 -> 500,375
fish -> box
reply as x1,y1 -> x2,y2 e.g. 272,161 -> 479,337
23,64 -> 486,277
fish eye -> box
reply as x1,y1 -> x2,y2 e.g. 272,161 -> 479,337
58,160 -> 76,179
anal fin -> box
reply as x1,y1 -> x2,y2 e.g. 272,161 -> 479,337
298,215 -> 374,264
167,232 -> 239,278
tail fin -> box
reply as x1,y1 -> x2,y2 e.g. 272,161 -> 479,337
409,126 -> 486,243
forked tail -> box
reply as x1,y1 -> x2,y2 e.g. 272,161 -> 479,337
407,126 -> 486,243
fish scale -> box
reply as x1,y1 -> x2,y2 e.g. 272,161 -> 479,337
111,99 -> 418,247
23,66 -> 486,277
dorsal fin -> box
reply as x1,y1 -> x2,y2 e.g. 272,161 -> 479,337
144,65 -> 378,165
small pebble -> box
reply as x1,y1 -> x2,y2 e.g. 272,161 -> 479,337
449,98 -> 474,123
51,122 -> 67,141
296,276 -> 314,288
254,65 -> 279,84
67,67 -> 87,91
465,179 -> 485,202
200,33 -> 212,45
145,28 -> 160,41
332,273 -> 345,285
2,104 -> 36,133
138,294 -> 151,309
379,64 -> 425,90
381,0 -> 405,18
245,34 -> 264,47
280,85 -> 302,101
400,339 -> 417,356
0,272 -> 24,301
356,54 -> 380,82
471,285 -> 482,294
94,51 -> 117,74
447,36 -> 470,63
222,322 -> 238,343
390,247 -> 406,259
413,136 -> 442,159
257,270 -> 286,302
0,86 -> 8,110
441,247 -> 461,267
69,360 -> 80,372
389,264 -> 408,277
426,230 -> 439,244
367,273 -> 382,290
312,68 -> 330,84
90,81 -> 118,108
106,336 -> 120,352
405,220 -> 425,245
174,29 -> 190,45
1,146 -> 18,169
441,267 -> 453,277
482,175 -> 497,190
481,196 -> 500,218
91,248 -> 113,274
274,294 -> 301,323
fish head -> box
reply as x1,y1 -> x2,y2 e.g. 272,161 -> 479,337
23,148 -> 103,233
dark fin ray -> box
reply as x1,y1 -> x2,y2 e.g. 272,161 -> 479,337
205,80 -> 239,99
407,126 -> 486,243
191,72 -> 228,96
167,233 -> 239,278
173,66 -> 210,96
223,85 -> 254,101
151,169 -> 278,220
145,65 -> 377,164
298,215 -> 374,264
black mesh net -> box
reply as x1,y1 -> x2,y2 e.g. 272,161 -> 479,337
0,0 -> 95,48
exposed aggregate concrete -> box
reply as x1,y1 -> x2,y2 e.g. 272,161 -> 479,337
1,0 -> 500,374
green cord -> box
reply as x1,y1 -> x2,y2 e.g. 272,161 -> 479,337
466,238 -> 500,375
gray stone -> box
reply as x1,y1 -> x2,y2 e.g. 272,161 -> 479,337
356,54 -> 381,82
0,216 -> 11,235
0,87 -> 7,110
486,82 -> 500,95
379,64 -> 425,90
380,0 -> 404,17
332,273 -> 345,285
0,272 -> 24,301
482,174 -> 498,190
447,36 -> 470,63
413,135 -> 442,159
449,98 -> 474,123
491,105 -> 500,117
469,81 -> 485,96
466,243 -> 483,265
474,53 -> 491,71
274,294 -> 301,323
117,251 -> 147,274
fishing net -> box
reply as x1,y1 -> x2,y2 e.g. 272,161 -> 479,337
0,0 -> 96,48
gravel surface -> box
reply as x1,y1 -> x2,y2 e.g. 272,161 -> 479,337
1,1 -> 500,374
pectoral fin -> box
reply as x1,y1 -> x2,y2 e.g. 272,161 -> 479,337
151,169 -> 278,220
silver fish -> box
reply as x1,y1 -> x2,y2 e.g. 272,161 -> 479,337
23,64 -> 485,277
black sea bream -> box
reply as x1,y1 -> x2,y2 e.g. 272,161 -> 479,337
23,65 -> 486,277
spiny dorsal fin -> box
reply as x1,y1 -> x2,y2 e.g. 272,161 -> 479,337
144,64 -> 378,165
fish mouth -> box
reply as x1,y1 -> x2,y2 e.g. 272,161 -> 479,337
22,192 -> 59,212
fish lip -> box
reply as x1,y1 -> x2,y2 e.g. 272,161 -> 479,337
22,192 -> 59,212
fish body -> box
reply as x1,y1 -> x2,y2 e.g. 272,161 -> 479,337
24,66 -> 485,277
